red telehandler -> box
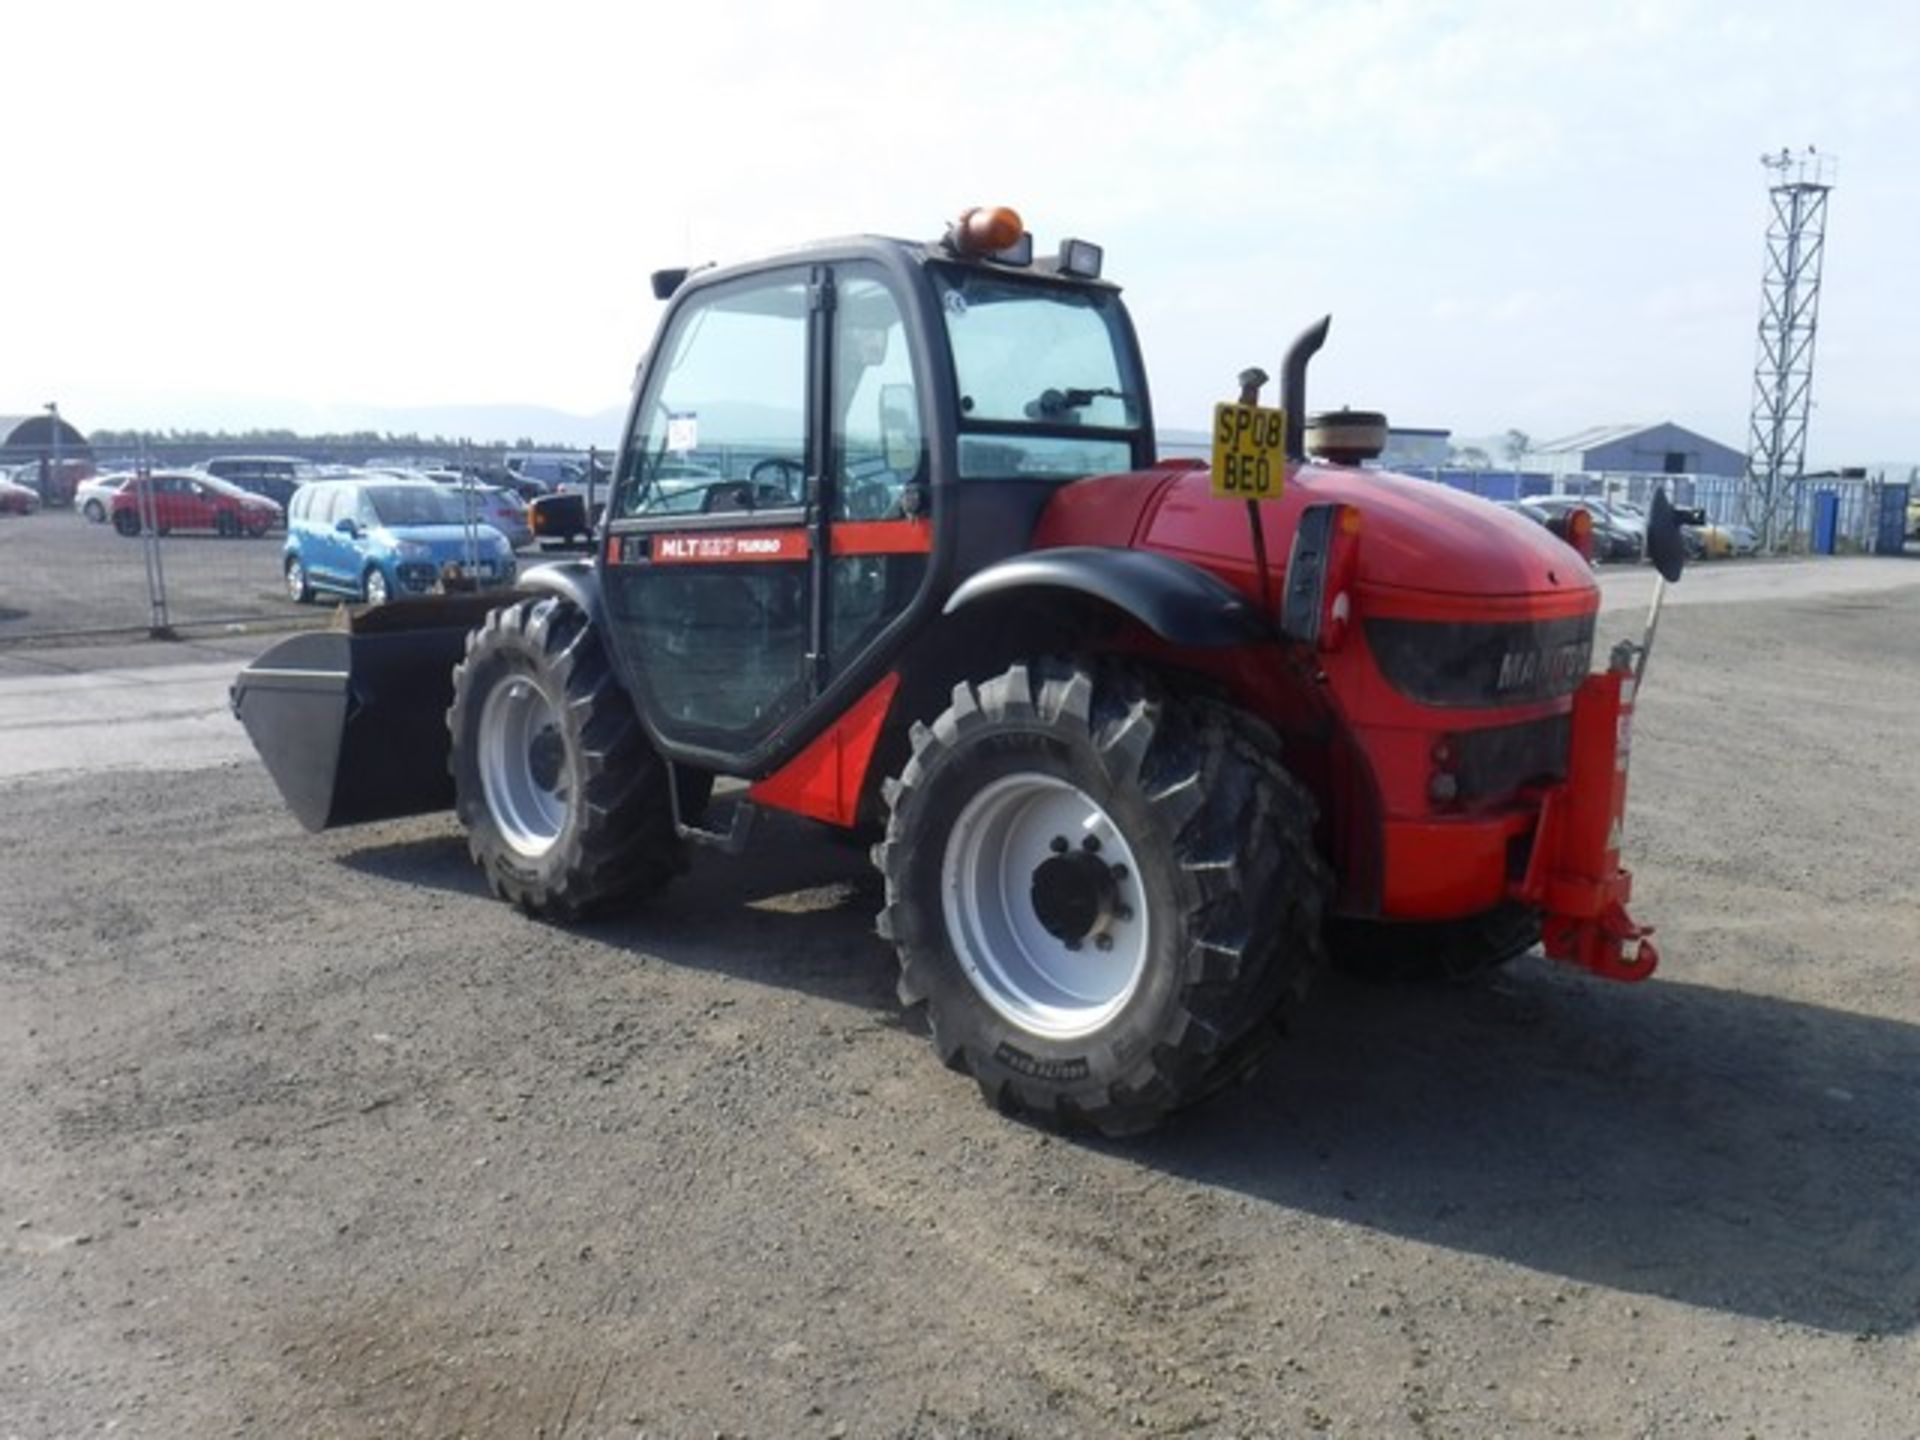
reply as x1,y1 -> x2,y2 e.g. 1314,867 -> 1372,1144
234,206 -> 1693,1134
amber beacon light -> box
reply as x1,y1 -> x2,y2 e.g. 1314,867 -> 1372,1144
950,205 -> 1025,256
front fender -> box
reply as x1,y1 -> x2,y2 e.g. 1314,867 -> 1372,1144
516,559 -> 604,631
942,546 -> 1267,647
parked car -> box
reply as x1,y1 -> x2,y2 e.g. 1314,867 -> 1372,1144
438,482 -> 533,550
1719,521 -> 1762,557
1514,496 -> 1643,562
202,455 -> 314,510
0,475 -> 40,515
8,457 -> 93,507
75,471 -> 132,523
283,478 -> 518,606
110,472 -> 281,537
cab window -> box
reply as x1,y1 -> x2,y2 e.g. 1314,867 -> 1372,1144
933,266 -> 1143,480
616,273 -> 809,520
832,274 -> 923,520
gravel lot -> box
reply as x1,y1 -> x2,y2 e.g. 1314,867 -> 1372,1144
2,571 -> 1917,1438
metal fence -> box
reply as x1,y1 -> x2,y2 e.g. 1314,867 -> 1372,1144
0,444 -> 608,645
1395,465 -> 1915,555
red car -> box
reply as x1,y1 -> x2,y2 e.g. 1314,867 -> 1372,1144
110,472 -> 282,537
0,476 -> 40,515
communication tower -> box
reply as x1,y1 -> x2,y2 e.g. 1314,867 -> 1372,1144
1744,147 -> 1836,548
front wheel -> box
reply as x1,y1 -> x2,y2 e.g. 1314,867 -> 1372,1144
447,597 -> 686,919
284,556 -> 312,604
876,660 -> 1329,1136
362,567 -> 390,607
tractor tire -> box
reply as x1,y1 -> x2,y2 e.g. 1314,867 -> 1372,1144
875,659 -> 1329,1136
448,596 -> 686,921
1326,902 -> 1541,985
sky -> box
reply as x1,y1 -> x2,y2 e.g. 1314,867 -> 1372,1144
8,0 -> 1916,464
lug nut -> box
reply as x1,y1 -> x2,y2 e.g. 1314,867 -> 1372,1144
1109,863 -> 1129,883
1096,934 -> 1114,952
1115,905 -> 1133,923
1050,836 -> 1070,854
1064,938 -> 1082,952
1082,835 -> 1102,854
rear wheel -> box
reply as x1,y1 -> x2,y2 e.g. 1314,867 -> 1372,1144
876,659 -> 1329,1136
113,510 -> 139,536
448,597 -> 686,920
1327,903 -> 1541,984
82,499 -> 105,523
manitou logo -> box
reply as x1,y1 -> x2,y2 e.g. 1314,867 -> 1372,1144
653,530 -> 808,564
1496,640 -> 1588,695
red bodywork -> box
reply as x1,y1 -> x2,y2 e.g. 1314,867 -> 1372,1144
748,461 -> 1657,982
111,474 -> 280,536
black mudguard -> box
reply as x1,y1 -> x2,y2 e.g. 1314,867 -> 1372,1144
941,546 -> 1269,647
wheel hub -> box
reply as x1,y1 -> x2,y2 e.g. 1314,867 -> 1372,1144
527,727 -> 565,792
940,773 -> 1149,1040
478,676 -> 570,858
1030,847 -> 1119,944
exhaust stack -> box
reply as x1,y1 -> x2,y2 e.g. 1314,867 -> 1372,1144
1281,316 -> 1332,461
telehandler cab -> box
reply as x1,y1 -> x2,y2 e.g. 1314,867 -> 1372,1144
235,205 -> 1692,1135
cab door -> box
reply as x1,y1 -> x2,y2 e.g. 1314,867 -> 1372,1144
601,260 -> 933,770
602,267 -> 819,760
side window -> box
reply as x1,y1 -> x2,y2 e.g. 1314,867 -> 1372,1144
832,275 -> 922,521
617,273 -> 809,520
827,268 -> 930,666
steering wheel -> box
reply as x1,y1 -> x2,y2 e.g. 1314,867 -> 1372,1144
748,456 -> 806,505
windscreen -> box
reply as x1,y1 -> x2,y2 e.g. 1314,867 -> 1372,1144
933,267 -> 1144,480
365,485 -> 469,527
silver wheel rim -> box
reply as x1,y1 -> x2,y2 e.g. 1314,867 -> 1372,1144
478,675 -> 569,858
365,570 -> 388,605
940,772 -> 1150,1041
285,560 -> 304,600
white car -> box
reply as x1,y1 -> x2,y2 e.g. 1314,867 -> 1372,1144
75,471 -> 133,523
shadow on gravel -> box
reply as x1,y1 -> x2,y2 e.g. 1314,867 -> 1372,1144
338,818 -> 898,1014
338,824 -> 1918,1334
1139,968 -> 1920,1336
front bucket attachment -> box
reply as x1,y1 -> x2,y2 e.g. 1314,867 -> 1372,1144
231,597 -> 506,831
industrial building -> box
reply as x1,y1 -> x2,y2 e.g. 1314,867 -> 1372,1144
1532,422 -> 1744,478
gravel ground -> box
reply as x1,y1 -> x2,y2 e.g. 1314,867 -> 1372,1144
2,581 -> 1917,1439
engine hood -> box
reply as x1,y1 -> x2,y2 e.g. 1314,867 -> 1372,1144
379,524 -> 511,555
1137,462 -> 1598,607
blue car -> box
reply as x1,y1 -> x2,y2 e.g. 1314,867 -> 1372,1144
284,478 -> 519,605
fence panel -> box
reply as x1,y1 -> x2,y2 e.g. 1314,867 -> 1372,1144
0,489 -> 162,641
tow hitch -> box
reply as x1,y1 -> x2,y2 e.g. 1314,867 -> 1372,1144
1512,488 -> 1698,982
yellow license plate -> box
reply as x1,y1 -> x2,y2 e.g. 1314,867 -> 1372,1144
1210,402 -> 1287,500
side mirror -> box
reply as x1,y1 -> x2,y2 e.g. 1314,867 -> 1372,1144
335,517 -> 359,537
1646,489 -> 1692,583
878,383 -> 922,473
